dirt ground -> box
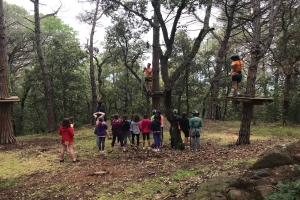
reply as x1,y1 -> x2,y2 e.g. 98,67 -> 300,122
0,120 -> 299,200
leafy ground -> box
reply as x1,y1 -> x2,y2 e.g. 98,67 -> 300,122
0,120 -> 299,200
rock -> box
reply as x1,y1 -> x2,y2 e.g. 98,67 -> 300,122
255,185 -> 275,198
252,145 -> 293,169
248,168 -> 271,179
230,177 -> 250,189
294,153 -> 300,162
209,192 -> 227,200
227,189 -> 250,200
253,178 -> 271,186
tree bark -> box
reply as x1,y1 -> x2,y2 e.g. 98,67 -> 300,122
88,0 -> 100,121
282,74 -> 291,126
207,0 -> 238,120
0,0 -> 16,144
152,5 -> 160,110
164,90 -> 183,148
33,0 -> 56,132
236,0 -> 282,144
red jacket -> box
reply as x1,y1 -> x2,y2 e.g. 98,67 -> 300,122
139,118 -> 151,134
59,126 -> 74,143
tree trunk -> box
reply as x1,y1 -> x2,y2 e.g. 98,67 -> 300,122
89,0 -> 100,122
152,3 -> 160,110
33,0 -> 56,132
236,104 -> 253,144
0,0 -> 16,144
236,0 -> 261,145
207,0 -> 238,119
164,90 -> 183,149
282,74 -> 291,126
185,65 -> 190,114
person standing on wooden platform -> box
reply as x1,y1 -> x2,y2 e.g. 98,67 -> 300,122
230,55 -> 243,97
143,63 -> 153,93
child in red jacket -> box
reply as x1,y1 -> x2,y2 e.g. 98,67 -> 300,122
59,118 -> 79,162
139,114 -> 152,150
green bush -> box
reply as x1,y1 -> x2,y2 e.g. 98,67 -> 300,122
264,165 -> 300,200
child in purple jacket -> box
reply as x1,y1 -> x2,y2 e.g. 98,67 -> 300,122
110,114 -> 127,152
94,117 -> 109,153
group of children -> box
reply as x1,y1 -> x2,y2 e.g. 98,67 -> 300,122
58,108 -> 203,162
93,109 -> 165,153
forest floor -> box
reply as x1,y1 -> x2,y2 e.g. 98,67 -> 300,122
0,120 -> 299,200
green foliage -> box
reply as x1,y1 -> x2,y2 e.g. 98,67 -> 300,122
292,164 -> 300,175
0,178 -> 18,191
264,179 -> 300,200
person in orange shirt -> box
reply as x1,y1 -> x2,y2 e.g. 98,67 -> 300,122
230,55 -> 243,97
143,63 -> 153,93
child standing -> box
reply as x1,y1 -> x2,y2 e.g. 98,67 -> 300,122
139,114 -> 152,150
94,117 -> 109,153
111,114 -> 127,152
122,115 -> 132,149
130,114 -> 141,147
178,112 -> 190,148
189,110 -> 203,151
93,111 -> 105,147
59,118 -> 79,162
150,115 -> 161,152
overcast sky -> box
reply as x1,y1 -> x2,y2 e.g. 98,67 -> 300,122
5,0 -> 106,45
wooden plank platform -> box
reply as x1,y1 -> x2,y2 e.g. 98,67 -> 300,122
0,96 -> 20,102
226,96 -> 273,105
143,90 -> 164,97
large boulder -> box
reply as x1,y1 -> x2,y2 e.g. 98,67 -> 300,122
252,145 -> 293,169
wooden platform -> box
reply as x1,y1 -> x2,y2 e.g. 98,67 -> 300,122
0,96 -> 20,102
143,90 -> 164,97
226,96 -> 273,105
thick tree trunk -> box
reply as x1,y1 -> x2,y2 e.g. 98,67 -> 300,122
0,103 -> 15,144
152,4 -> 160,110
164,90 -> 183,149
33,0 -> 56,132
236,104 -> 253,144
237,0 -> 261,145
0,0 -> 15,144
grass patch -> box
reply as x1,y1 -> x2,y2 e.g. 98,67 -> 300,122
0,178 -> 19,191
0,150 -> 58,179
252,125 -> 300,138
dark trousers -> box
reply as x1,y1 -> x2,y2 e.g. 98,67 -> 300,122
132,134 -> 140,146
111,134 -> 124,147
98,137 -> 106,151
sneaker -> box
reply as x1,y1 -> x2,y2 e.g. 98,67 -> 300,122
72,159 -> 80,162
148,147 -> 151,150
143,147 -> 146,150
157,149 -> 160,152
152,149 -> 157,152
59,159 -> 64,162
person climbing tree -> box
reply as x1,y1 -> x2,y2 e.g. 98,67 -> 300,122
230,55 -> 243,97
143,63 -> 153,93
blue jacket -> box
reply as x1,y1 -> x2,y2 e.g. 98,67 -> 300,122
150,120 -> 161,132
